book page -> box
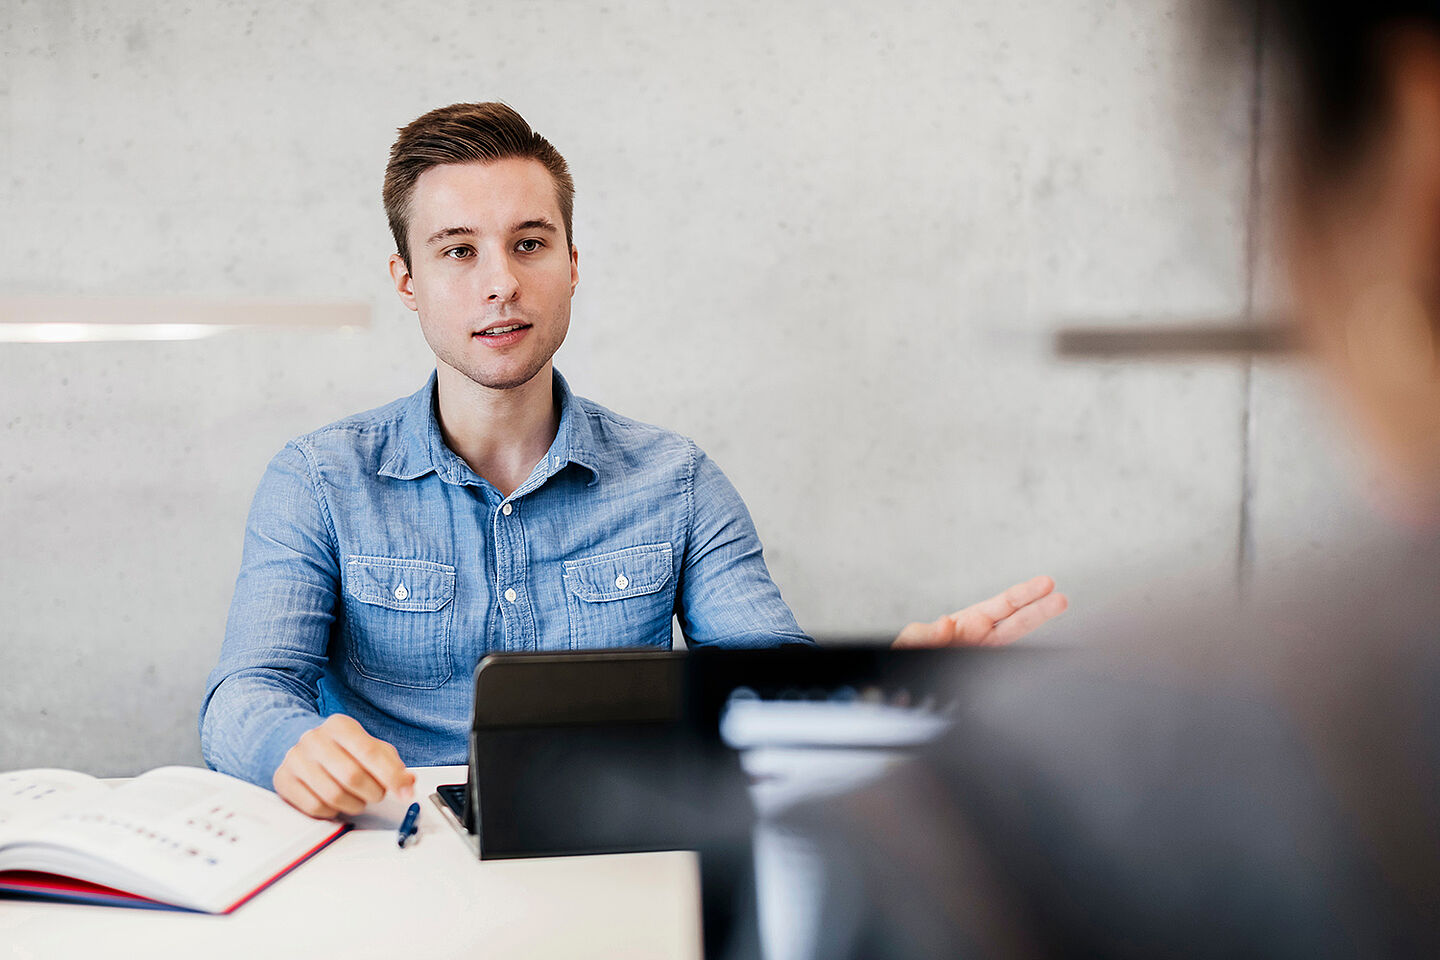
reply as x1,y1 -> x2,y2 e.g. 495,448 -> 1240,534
1,766 -> 345,912
0,769 -> 103,840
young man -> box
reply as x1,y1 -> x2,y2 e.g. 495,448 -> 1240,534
200,103 -> 1066,818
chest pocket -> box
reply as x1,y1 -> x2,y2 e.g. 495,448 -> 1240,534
563,543 -> 675,650
343,556 -> 456,688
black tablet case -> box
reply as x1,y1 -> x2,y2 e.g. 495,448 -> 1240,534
460,646 -> 988,860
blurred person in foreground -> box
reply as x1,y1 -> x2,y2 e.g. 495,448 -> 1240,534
773,1 -> 1440,957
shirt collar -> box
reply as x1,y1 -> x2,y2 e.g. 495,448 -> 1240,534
377,368 -> 599,488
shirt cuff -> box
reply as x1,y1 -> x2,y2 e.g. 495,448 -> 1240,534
247,712 -> 327,791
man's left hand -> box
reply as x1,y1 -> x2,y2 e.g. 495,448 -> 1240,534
892,575 -> 1068,648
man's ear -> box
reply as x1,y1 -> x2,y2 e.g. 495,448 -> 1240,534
570,244 -> 580,296
388,254 -> 419,312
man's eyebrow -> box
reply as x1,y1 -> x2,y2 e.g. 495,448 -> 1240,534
423,220 -> 558,246
425,226 -> 475,246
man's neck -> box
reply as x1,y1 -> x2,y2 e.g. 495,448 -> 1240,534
433,361 -> 560,498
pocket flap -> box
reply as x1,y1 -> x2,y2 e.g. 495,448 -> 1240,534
564,543 -> 673,603
345,556 -> 456,612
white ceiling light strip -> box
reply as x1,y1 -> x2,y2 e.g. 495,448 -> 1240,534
0,297 -> 370,343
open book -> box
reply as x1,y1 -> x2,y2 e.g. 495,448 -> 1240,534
0,766 -> 349,913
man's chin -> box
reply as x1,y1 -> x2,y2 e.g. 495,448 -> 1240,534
477,373 -> 544,391
452,359 -> 551,393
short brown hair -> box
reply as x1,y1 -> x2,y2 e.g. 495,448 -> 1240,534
382,102 -> 575,267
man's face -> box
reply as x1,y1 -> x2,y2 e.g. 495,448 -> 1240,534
1279,41 -> 1440,513
389,158 -> 578,392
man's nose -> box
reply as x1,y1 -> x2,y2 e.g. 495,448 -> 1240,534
483,256 -> 520,303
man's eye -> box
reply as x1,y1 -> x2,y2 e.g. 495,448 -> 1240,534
516,238 -> 543,253
444,247 -> 473,259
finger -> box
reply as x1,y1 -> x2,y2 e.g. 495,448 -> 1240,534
273,764 -> 339,820
306,734 -> 388,809
324,717 -> 415,800
287,739 -> 375,816
296,757 -> 371,817
949,607 -> 1005,644
988,591 -> 1069,645
290,776 -> 343,819
892,619 -> 946,649
957,576 -> 1057,627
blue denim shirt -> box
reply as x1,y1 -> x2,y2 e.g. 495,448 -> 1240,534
200,369 -> 810,788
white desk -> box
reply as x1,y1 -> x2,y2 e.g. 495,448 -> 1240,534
0,766 -> 703,960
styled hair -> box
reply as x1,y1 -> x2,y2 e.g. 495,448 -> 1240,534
382,102 -> 575,268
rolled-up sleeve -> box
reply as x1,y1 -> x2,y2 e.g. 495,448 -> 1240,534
200,441 -> 339,787
677,444 -> 814,648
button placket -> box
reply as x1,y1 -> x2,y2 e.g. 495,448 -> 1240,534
491,490 -> 536,651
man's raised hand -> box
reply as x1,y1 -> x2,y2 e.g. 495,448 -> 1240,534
272,714 -> 416,819
892,575 -> 1068,648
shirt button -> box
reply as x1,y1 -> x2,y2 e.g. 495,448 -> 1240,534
615,575 -> 629,590
501,503 -> 513,516
394,583 -> 409,601
504,588 -> 517,603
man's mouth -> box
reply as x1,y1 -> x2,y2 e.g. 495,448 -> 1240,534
475,322 -> 532,337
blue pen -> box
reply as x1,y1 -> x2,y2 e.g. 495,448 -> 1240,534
397,802 -> 421,848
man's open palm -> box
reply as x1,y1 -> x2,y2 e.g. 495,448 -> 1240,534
893,575 -> 1068,648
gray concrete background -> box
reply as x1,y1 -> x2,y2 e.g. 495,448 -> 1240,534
0,1 -> 1373,776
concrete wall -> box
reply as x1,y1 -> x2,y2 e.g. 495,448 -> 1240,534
0,0 -> 1358,776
